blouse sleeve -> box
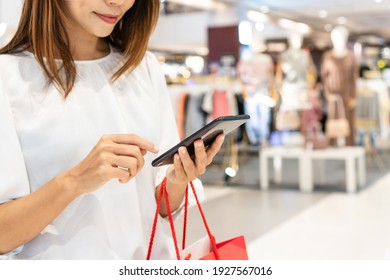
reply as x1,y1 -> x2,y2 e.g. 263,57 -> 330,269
0,85 -> 30,204
144,52 -> 179,187
144,52 -> 204,205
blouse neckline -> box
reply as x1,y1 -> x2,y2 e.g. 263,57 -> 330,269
22,45 -> 115,65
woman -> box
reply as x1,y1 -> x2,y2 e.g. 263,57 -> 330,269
0,0 -> 224,259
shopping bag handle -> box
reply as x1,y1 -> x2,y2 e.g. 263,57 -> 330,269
146,176 -> 165,260
181,181 -> 220,259
147,178 -> 219,260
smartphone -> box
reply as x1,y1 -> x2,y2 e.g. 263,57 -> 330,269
151,114 -> 250,167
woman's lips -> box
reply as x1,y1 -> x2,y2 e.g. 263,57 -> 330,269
94,12 -> 118,24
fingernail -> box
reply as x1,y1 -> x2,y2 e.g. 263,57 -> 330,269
153,146 -> 159,153
197,141 -> 203,148
175,154 -> 180,161
179,147 -> 186,154
218,135 -> 225,143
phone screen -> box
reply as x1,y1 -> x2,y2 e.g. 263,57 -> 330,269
151,114 -> 250,167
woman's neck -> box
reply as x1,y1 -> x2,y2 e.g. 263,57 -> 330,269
69,38 -> 110,61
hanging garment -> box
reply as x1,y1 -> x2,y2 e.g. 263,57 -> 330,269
234,94 -> 246,142
244,97 -> 271,145
212,89 -> 231,119
184,93 -> 208,138
237,53 -> 274,97
177,93 -> 189,140
357,78 -> 390,139
301,88 -> 323,132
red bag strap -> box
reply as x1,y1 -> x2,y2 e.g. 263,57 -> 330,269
182,181 -> 220,260
182,186 -> 189,250
163,182 -> 182,260
146,178 -> 165,260
147,178 -> 220,260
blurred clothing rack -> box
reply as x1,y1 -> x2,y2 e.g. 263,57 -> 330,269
356,78 -> 389,170
167,76 -> 250,182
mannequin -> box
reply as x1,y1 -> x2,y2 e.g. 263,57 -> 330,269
321,25 -> 358,146
237,44 -> 275,145
331,25 -> 349,58
275,31 -> 316,135
276,31 -> 316,112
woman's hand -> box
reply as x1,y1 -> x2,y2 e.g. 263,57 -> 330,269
165,133 -> 225,185
156,133 -> 225,217
64,134 -> 159,195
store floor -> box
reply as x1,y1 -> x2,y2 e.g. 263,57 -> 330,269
167,147 -> 390,259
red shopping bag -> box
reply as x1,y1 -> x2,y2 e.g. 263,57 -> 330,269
147,178 -> 249,260
199,236 -> 248,260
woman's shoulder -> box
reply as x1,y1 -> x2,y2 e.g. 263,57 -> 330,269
127,50 -> 161,79
108,48 -> 159,73
0,52 -> 34,73
0,52 -> 40,90
143,50 -> 159,63
141,51 -> 159,71
0,51 -> 32,62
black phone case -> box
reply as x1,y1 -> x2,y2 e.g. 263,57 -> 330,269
151,114 -> 250,167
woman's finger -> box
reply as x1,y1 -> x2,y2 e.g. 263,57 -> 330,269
112,156 -> 138,178
194,140 -> 207,174
206,134 -> 225,164
111,166 -> 132,184
178,147 -> 197,180
173,153 -> 186,180
110,134 -> 159,153
120,151 -> 144,171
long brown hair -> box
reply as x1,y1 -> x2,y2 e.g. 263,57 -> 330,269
0,0 -> 160,98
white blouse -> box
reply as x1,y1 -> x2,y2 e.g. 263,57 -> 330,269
0,49 -> 181,259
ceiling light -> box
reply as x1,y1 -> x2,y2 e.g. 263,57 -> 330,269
238,21 -> 253,45
318,10 -> 328,18
278,19 -> 311,34
255,22 -> 265,31
374,0 -> 383,3
296,23 -> 311,34
337,16 -> 347,25
260,5 -> 270,13
278,18 -> 295,29
324,24 -> 333,32
247,10 -> 268,22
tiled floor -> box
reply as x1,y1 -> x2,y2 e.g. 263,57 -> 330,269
167,148 -> 390,260
246,172 -> 390,259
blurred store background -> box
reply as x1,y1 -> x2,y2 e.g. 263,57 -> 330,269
2,0 -> 390,260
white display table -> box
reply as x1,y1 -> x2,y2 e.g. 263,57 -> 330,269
259,146 -> 366,193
